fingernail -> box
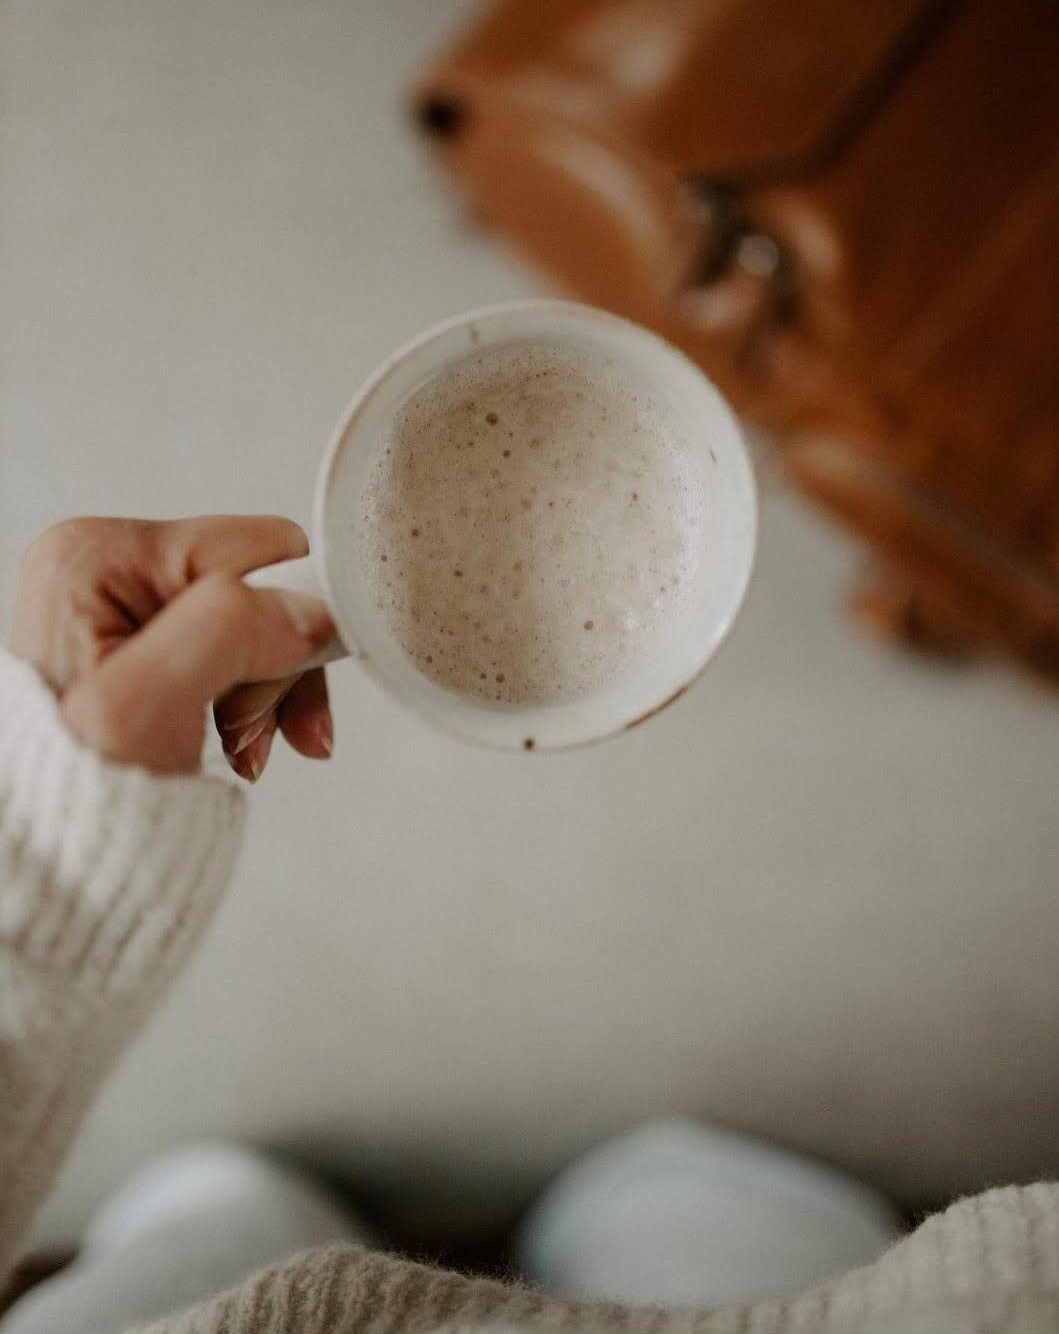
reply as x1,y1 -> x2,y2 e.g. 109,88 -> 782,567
230,713 -> 272,756
220,702 -> 272,735
274,590 -> 333,643
222,680 -> 297,737
318,712 -> 334,757
246,729 -> 274,783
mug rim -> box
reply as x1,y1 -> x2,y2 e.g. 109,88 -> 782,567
312,298 -> 758,750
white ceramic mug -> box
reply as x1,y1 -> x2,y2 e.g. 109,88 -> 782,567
246,299 -> 757,750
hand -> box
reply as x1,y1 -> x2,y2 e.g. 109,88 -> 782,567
11,516 -> 336,780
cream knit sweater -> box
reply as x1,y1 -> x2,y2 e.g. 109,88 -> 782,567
1,645 -> 1057,1334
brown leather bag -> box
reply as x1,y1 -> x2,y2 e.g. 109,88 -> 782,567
414,0 -> 1059,682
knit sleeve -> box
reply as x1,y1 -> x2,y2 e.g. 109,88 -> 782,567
0,648 -> 245,1284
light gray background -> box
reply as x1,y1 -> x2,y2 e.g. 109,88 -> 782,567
3,0 -> 1058,1246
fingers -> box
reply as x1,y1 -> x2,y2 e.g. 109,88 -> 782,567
62,577 -> 333,771
11,519 -> 161,687
11,515 -> 310,695
228,714 -> 278,784
14,514 -> 328,777
149,515 -> 310,595
124,576 -> 333,701
214,674 -> 300,751
214,668 -> 331,779
278,669 -> 333,759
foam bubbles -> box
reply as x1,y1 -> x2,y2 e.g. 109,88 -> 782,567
357,339 -> 707,705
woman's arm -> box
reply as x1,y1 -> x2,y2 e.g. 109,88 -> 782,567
0,648 -> 244,1277
0,516 -> 334,1286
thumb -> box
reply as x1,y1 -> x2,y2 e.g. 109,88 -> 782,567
62,575 -> 333,772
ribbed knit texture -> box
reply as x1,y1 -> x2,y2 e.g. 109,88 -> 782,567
0,649 -> 244,1281
135,1186 -> 1059,1334
2,645 -> 1058,1334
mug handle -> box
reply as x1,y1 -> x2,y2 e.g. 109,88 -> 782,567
244,557 -> 348,673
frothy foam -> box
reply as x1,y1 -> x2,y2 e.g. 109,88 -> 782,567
356,339 -> 707,706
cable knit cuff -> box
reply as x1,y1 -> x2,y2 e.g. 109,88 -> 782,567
0,648 -> 245,1003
